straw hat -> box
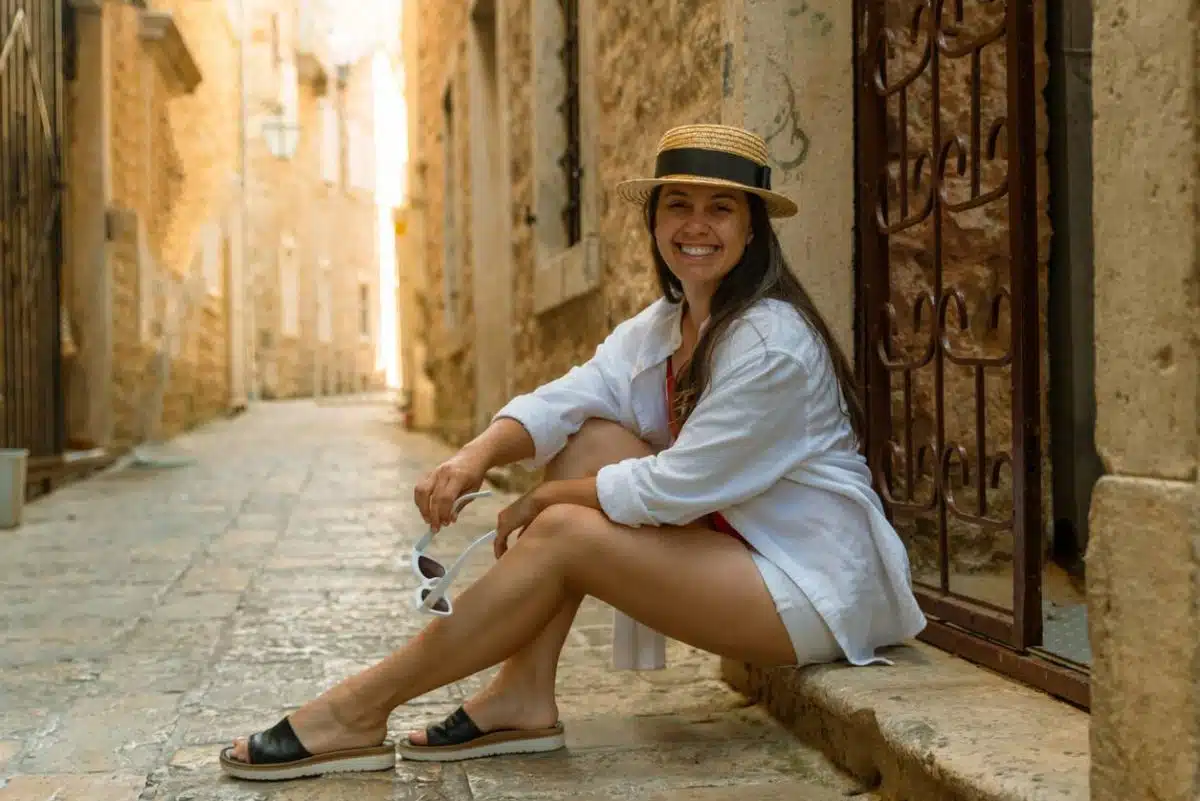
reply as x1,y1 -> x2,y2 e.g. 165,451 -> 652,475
616,124 -> 798,218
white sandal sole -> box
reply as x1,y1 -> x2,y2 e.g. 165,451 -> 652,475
397,727 -> 566,762
219,745 -> 396,781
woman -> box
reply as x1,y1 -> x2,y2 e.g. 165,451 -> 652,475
219,123 -> 926,781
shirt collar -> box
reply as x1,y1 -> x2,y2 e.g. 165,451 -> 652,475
631,300 -> 681,378
632,298 -> 711,379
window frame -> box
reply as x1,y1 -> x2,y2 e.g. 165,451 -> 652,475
530,0 -> 601,315
440,81 -> 461,331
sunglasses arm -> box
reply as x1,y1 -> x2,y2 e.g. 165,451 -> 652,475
413,490 -> 493,553
420,528 -> 498,611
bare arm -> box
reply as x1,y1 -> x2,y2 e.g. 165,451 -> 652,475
415,417 -> 536,531
458,416 -> 536,471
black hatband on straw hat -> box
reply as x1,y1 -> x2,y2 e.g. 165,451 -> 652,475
654,148 -> 773,191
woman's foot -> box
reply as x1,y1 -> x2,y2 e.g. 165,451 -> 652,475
226,689 -> 388,764
407,684 -> 559,745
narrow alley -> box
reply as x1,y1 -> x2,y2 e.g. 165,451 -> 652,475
0,400 -> 866,801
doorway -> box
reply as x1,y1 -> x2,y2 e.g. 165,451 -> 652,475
1042,0 -> 1101,670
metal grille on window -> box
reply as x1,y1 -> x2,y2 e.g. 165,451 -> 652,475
557,0 -> 581,246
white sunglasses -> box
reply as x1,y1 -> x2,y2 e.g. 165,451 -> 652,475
411,490 -> 496,616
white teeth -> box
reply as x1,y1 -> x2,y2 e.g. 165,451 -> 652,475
680,245 -> 718,256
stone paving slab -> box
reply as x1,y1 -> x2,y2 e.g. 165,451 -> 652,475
0,400 -> 865,800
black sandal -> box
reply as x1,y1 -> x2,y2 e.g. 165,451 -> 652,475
218,717 -> 396,781
397,706 -> 565,762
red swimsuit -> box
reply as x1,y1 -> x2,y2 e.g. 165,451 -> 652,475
665,359 -> 746,544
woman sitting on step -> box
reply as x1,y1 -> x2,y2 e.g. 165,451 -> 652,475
219,123 -> 926,781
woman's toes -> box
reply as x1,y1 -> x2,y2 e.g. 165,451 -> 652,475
406,728 -> 427,746
231,737 -> 250,762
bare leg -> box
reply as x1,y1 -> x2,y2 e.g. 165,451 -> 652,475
408,420 -> 652,742
228,486 -> 793,761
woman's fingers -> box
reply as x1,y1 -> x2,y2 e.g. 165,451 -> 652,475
416,458 -> 488,531
431,468 -> 471,530
494,509 -> 513,558
413,474 -> 435,525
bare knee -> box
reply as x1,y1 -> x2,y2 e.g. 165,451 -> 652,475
545,419 -> 653,480
514,503 -> 608,572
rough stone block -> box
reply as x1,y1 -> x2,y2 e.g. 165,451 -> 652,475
1091,0 -> 1199,479
723,642 -> 1089,801
1087,475 -> 1200,801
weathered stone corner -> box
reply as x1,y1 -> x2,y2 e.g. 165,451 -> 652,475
138,10 -> 202,96
723,644 -> 1090,801
1086,475 -> 1200,801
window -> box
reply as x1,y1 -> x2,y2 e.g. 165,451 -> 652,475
320,97 -> 340,185
347,120 -> 375,194
530,0 -> 599,314
441,86 -> 459,328
279,235 -> 299,337
559,0 -> 581,247
270,13 -> 281,66
317,261 -> 333,344
358,282 -> 371,339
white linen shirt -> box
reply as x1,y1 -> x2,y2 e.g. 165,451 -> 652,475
494,297 -> 927,666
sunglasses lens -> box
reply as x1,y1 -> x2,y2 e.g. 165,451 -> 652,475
416,554 -> 446,579
420,588 -> 450,614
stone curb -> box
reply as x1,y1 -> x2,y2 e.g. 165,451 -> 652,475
722,642 -> 1090,801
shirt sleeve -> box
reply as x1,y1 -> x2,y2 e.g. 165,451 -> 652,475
492,326 -> 631,470
594,347 -> 812,527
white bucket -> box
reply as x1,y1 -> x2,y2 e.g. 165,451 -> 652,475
0,448 -> 29,529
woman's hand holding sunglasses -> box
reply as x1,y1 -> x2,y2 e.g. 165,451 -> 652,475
414,450 -> 489,532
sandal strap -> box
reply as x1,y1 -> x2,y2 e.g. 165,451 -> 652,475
247,717 -> 314,765
425,706 -> 484,747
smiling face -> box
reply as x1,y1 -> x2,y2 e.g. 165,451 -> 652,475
653,183 -> 753,300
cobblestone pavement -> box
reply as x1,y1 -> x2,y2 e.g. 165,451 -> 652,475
0,400 -> 866,801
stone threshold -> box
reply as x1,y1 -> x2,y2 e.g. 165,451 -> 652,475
722,642 -> 1090,801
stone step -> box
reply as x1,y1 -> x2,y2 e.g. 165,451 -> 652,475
723,642 -> 1089,801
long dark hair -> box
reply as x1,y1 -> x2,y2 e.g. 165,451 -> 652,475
647,186 -> 865,443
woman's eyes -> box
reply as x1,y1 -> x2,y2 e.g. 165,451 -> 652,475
666,203 -> 733,214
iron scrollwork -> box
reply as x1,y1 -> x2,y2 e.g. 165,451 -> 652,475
858,0 -> 1040,639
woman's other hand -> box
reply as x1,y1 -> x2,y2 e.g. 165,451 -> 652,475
414,450 -> 488,531
495,486 -> 549,559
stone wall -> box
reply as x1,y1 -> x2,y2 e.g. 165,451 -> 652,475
412,0 -> 723,448
410,3 -> 1055,578
514,1 -> 724,392
1087,0 -> 1199,795
105,0 -> 239,444
413,0 -> 474,444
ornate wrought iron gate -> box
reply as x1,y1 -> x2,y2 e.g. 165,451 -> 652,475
0,0 -> 65,466
854,0 -> 1088,706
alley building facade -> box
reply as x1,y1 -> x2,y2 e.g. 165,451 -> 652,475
242,0 -> 385,401
397,1 -> 1199,799
1,0 -> 387,479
